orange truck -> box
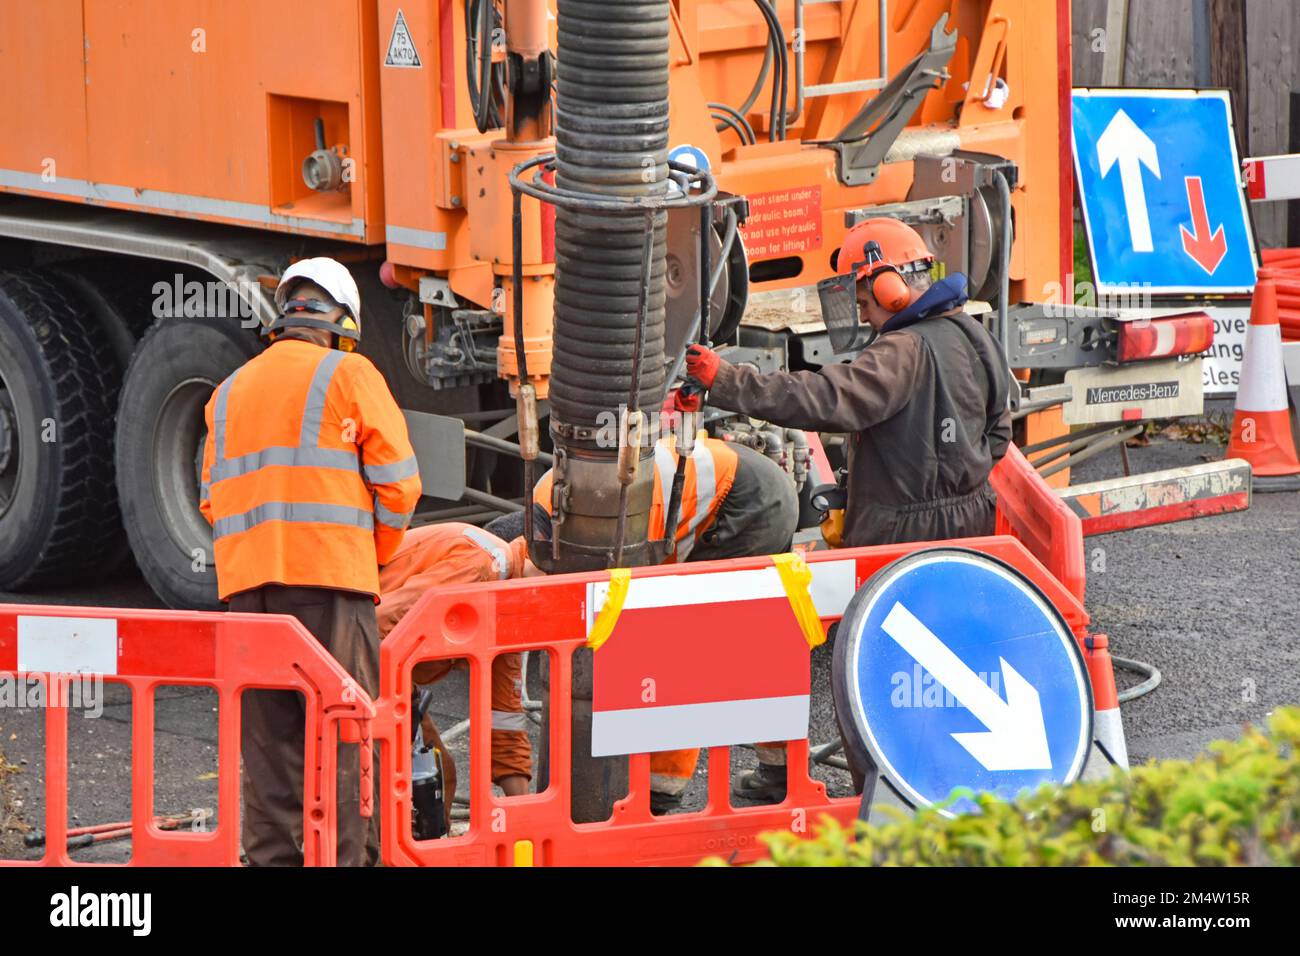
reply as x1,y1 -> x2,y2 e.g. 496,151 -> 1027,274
0,0 -> 1129,607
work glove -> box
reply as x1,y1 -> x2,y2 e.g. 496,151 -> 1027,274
669,383 -> 703,413
684,344 -> 721,389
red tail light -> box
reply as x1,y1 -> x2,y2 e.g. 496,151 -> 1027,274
1116,311 -> 1214,363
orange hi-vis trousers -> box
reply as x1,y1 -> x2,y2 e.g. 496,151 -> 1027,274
411,655 -> 532,782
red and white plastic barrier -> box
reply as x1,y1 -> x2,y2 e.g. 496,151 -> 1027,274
0,607 -> 375,867
0,447 -> 1133,866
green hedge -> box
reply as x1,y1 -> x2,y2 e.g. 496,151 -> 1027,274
711,708 -> 1300,866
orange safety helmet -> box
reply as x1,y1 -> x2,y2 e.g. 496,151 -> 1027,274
836,218 -> 935,313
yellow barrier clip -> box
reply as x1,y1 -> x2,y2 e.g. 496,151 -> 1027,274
586,567 -> 631,651
772,552 -> 827,649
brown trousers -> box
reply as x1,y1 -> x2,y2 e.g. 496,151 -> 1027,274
230,584 -> 380,866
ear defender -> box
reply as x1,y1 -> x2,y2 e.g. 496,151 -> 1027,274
861,240 -> 910,313
337,316 -> 359,352
870,269 -> 910,313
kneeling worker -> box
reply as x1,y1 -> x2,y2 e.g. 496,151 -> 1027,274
494,431 -> 799,813
497,431 -> 798,565
675,218 -> 1013,801
201,257 -> 422,865
376,523 -> 534,798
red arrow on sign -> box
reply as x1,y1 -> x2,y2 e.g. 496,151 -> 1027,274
1179,176 -> 1227,274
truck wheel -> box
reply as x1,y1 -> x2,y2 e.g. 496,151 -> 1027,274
54,260 -> 163,369
0,271 -> 122,588
116,316 -> 261,609
54,261 -> 170,576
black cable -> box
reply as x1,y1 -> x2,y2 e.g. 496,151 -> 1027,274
711,112 -> 746,145
773,5 -> 789,140
466,0 -> 504,132
709,102 -> 756,144
753,0 -> 788,141
754,0 -> 780,140
774,4 -> 789,140
466,0 -> 485,129
478,0 -> 498,131
1113,655 -> 1162,704
711,111 -> 752,147
736,34 -> 774,119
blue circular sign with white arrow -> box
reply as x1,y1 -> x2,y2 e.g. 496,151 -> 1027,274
668,144 -> 711,173
834,548 -> 1092,816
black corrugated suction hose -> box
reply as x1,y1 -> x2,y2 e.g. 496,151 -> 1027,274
549,0 -> 670,442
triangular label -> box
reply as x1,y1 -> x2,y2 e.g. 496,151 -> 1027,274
385,9 -> 422,68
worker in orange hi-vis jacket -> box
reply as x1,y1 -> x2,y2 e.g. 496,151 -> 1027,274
525,432 -> 798,565
376,522 -> 535,797
486,429 -> 799,815
199,257 -> 422,867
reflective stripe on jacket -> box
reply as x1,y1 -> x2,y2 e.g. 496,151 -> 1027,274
200,338 -> 421,600
533,434 -> 739,561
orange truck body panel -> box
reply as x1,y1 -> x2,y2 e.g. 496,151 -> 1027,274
0,0 -> 1071,307
0,0 -> 386,242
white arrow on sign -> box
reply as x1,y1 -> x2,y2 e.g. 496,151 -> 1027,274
881,602 -> 1052,772
1096,108 -> 1161,253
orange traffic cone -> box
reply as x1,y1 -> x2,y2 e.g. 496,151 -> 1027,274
1226,269 -> 1300,491
1084,633 -> 1128,769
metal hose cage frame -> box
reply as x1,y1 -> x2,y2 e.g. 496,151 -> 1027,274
508,155 -> 719,565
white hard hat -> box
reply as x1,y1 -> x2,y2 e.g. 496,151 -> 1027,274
275,257 -> 362,324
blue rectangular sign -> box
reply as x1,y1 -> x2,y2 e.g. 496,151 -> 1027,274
1072,89 -> 1258,296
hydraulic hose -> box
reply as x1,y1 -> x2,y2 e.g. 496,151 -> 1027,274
1113,655 -> 1162,704
551,0 -> 669,427
713,112 -> 749,146
736,29 -> 774,118
549,0 -> 671,570
753,0 -> 788,140
466,0 -> 504,132
711,3 -> 786,142
710,102 -> 756,145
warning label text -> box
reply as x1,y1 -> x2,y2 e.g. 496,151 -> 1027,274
739,186 -> 822,260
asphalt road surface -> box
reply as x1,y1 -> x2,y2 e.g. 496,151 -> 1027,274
2,411 -> 1297,862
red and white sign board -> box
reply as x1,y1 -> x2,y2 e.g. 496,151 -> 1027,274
739,186 -> 822,260
588,562 -> 853,756
1245,154 -> 1300,203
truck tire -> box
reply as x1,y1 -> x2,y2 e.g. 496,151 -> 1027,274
54,261 -> 169,576
116,316 -> 261,609
54,260 -> 163,369
0,271 -> 123,588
